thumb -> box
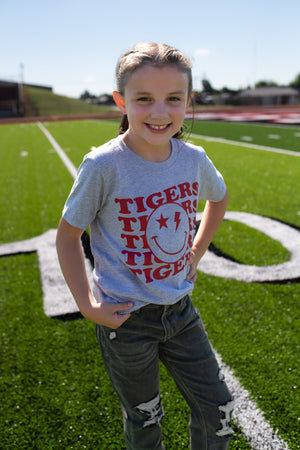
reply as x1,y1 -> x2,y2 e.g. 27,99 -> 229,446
115,302 -> 133,312
186,263 -> 196,280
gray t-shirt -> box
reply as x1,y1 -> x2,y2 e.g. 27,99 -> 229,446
63,135 -> 226,311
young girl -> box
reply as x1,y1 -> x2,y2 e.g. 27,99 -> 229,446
56,42 -> 234,449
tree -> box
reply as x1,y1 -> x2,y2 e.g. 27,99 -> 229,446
202,79 -> 215,94
79,90 -> 96,100
290,73 -> 300,89
254,80 -> 278,88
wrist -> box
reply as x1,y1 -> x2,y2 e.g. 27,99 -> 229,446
190,246 -> 204,263
78,294 -> 98,320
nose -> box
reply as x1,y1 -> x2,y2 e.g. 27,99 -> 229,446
151,100 -> 168,118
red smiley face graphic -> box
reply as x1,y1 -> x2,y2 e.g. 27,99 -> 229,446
146,203 -> 189,263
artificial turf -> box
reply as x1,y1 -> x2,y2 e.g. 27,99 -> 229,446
0,119 -> 299,449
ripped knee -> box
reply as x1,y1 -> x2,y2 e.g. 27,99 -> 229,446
135,393 -> 164,428
216,399 -> 234,438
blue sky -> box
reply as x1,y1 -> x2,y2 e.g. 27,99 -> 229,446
1,0 -> 300,98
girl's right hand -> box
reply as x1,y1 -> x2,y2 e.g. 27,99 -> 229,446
56,218 -> 133,329
87,301 -> 133,329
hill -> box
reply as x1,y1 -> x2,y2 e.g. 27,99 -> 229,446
23,86 -> 117,117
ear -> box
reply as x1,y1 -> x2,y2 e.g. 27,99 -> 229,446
113,91 -> 126,114
186,93 -> 194,110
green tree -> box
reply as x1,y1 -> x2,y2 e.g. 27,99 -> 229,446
79,90 -> 96,100
254,80 -> 278,88
289,73 -> 300,88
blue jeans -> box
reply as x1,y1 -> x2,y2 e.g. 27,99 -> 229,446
96,295 -> 234,449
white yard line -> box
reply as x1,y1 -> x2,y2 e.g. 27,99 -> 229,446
35,121 -> 291,449
37,122 -> 78,178
190,133 -> 300,157
216,351 -> 290,450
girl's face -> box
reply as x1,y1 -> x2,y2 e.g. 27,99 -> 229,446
113,65 -> 192,161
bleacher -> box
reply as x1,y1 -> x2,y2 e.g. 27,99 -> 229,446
0,80 -> 24,118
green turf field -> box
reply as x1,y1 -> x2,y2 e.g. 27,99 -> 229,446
189,120 -> 300,153
0,119 -> 299,449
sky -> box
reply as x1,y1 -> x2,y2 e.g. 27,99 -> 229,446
1,0 -> 300,98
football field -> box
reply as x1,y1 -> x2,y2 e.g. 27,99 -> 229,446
0,119 -> 299,449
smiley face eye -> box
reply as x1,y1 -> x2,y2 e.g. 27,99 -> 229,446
174,211 -> 181,231
156,212 -> 182,231
156,214 -> 168,229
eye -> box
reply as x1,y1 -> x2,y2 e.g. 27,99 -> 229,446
136,97 -> 152,103
168,96 -> 183,102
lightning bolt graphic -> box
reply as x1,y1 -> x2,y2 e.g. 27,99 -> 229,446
174,211 -> 181,231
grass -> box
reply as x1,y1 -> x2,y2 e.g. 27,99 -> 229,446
0,255 -> 251,449
0,254 -> 124,449
44,120 -> 120,167
23,86 -> 118,117
0,119 -> 299,449
193,275 -> 299,446
189,120 -> 300,153
191,137 -> 300,228
213,220 -> 291,266
0,123 -> 74,244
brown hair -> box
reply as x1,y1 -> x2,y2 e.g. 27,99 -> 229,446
115,43 -> 193,138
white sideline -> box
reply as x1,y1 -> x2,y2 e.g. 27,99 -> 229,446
190,133 -> 300,157
37,122 -> 78,178
216,351 -> 289,450
35,122 -> 291,449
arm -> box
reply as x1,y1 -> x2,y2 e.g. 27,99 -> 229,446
187,189 -> 229,283
56,218 -> 132,328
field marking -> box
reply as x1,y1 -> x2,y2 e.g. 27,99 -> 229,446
0,230 -> 93,317
197,212 -> 300,282
37,122 -> 78,178
241,136 -> 253,141
190,133 -> 300,157
216,351 -> 289,450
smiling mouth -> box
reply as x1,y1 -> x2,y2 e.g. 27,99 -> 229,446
152,232 -> 187,256
146,123 -> 171,131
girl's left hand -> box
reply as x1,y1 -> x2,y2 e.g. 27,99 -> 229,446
186,252 -> 199,283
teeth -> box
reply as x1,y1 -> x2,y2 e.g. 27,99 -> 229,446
149,124 -> 168,130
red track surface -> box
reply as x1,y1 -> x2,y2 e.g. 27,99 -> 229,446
186,106 -> 300,125
0,112 -> 122,125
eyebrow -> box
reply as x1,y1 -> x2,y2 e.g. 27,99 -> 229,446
134,90 -> 186,96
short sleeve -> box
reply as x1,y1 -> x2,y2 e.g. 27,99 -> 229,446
63,157 -> 103,230
199,154 -> 226,202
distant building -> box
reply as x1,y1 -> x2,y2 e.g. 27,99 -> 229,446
0,80 -> 52,118
86,94 -> 115,106
236,86 -> 299,106
0,81 -> 24,118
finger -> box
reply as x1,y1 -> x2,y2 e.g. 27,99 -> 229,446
111,312 -> 131,329
103,301 -> 133,313
118,312 -> 131,323
190,273 -> 198,283
186,267 -> 195,280
187,266 -> 197,282
115,302 -> 133,312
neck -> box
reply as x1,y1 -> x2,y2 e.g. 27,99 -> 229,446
123,133 -> 172,162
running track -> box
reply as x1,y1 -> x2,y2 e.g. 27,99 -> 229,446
186,107 -> 300,125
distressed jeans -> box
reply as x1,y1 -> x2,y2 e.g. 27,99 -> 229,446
96,295 -> 234,449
